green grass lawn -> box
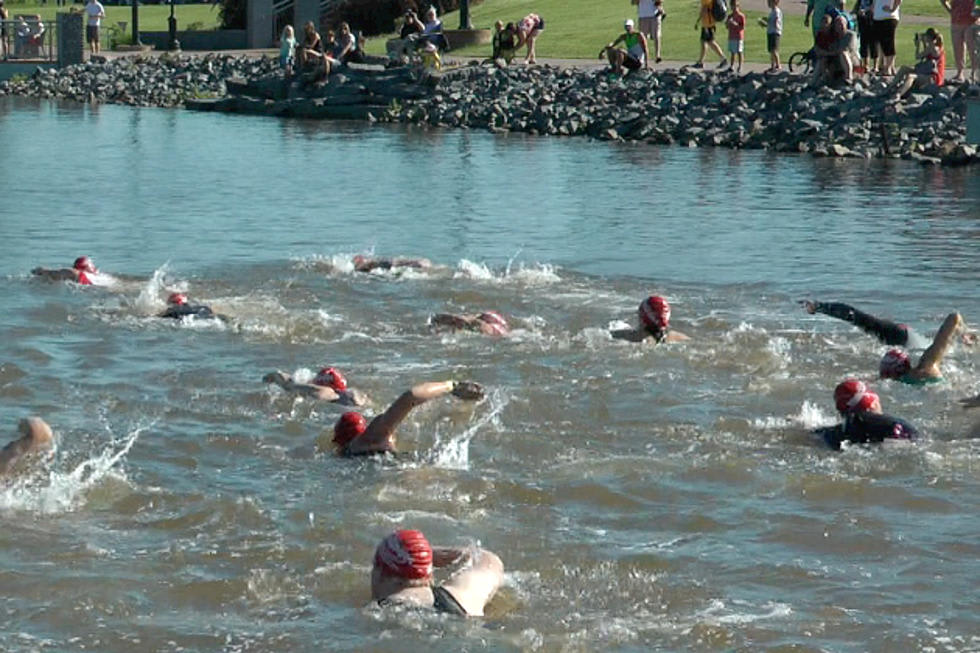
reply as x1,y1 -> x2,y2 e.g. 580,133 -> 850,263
364,0 -> 955,66
3,0 -> 222,34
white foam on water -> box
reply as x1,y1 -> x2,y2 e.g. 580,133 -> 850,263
427,389 -> 510,470
133,263 -> 179,315
695,598 -> 793,626
0,425 -> 144,514
454,258 -> 561,286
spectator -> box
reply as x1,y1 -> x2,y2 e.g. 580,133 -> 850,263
599,19 -> 650,75
333,22 -> 362,65
298,21 -> 323,70
650,0 -> 667,62
872,0 -> 901,75
491,20 -> 519,64
765,0 -> 783,71
386,9 -> 423,62
882,28 -> 945,94
634,0 -> 667,61
813,13 -> 860,82
516,13 -> 544,64
726,0 -> 746,72
279,25 -> 297,75
693,0 -> 728,68
84,0 -> 104,55
371,530 -> 504,617
941,0 -> 978,81
853,0 -> 877,72
1,1 -> 9,61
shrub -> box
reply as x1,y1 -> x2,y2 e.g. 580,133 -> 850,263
218,0 -> 246,30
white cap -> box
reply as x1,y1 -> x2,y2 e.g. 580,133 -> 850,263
624,18 -> 635,28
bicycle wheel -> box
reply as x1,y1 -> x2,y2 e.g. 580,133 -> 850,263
787,50 -> 809,73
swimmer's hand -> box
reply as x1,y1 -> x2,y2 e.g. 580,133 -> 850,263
800,300 -> 817,314
451,381 -> 485,401
961,332 -> 977,346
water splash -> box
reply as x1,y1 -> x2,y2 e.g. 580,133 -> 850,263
133,263 -> 178,315
427,389 -> 510,470
454,259 -> 561,285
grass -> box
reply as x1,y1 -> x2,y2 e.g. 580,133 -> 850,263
3,0 -> 222,35
364,0 -> 955,66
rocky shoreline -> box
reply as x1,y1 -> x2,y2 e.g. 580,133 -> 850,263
2,54 -> 978,165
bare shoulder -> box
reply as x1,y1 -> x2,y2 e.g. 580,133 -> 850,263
666,330 -> 691,343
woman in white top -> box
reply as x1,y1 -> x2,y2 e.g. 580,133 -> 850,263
872,0 -> 901,74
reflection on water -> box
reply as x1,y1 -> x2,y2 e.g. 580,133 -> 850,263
0,97 -> 979,651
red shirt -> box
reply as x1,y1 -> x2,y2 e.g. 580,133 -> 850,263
727,11 -> 746,40
930,49 -> 946,86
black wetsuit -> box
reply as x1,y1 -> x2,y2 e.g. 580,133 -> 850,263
378,587 -> 467,616
816,412 -> 918,450
812,301 -> 909,346
160,304 -> 216,320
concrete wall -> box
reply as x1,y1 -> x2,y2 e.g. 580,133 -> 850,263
57,12 -> 84,67
139,29 -> 247,50
247,0 -> 275,48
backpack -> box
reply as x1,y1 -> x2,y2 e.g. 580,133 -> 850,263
712,0 -> 728,22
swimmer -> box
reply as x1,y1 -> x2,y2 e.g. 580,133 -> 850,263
878,312 -> 970,384
31,256 -> 100,285
353,255 -> 433,273
610,295 -> 690,343
430,311 -> 510,336
159,292 -> 224,321
815,378 -> 918,450
801,300 -> 973,348
262,366 -> 368,406
0,417 -> 54,477
332,379 -> 484,457
372,529 -> 504,617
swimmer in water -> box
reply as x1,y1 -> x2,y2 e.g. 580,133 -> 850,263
262,366 -> 368,406
353,255 -> 433,273
815,378 -> 918,450
31,256 -> 101,285
159,292 -> 224,321
610,295 -> 690,343
430,311 -> 511,336
372,529 -> 504,617
332,379 -> 484,457
0,417 -> 54,477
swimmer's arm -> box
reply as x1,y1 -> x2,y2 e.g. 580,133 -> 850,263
610,328 -> 647,342
665,330 -> 691,342
432,313 -> 477,330
439,547 -> 504,617
360,381 -> 457,449
916,312 -> 963,375
262,371 -> 341,401
31,267 -> 77,282
804,300 -> 906,345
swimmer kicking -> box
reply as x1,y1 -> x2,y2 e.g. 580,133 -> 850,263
332,379 -> 484,457
802,301 -> 973,384
0,417 -> 54,478
263,366 -> 368,406
815,379 -> 918,450
610,295 -> 690,343
371,529 -> 504,617
31,256 -> 102,285
159,292 -> 225,321
430,310 -> 510,336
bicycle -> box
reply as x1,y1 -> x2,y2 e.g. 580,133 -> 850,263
787,48 -> 814,74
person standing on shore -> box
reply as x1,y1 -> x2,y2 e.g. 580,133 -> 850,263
765,0 -> 783,70
84,0 -> 105,55
853,0 -> 878,72
872,0 -> 901,75
941,0 -> 979,81
516,13 -> 544,64
634,0 -> 666,61
693,0 -> 729,68
726,0 -> 746,72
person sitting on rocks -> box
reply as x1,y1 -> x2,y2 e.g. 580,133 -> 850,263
297,21 -> 323,70
599,19 -> 650,75
159,292 -> 224,321
812,13 -> 859,83
491,20 -> 519,65
371,529 -> 504,617
32,256 -> 102,285
882,28 -> 946,97
331,379 -> 484,457
263,366 -> 368,406
386,9 -> 425,62
352,255 -> 433,273
610,295 -> 691,343
332,22 -> 363,65
0,417 -> 54,478
431,311 -> 511,336
417,6 -> 448,52
815,379 -> 918,449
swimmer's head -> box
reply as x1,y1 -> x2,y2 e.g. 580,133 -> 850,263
834,378 -> 881,415
374,529 -> 433,580
314,366 -> 348,392
639,295 -> 671,338
333,411 -> 366,448
879,348 -> 911,379
167,292 -> 188,306
18,417 -> 53,450
478,311 -> 510,336
73,256 -> 96,274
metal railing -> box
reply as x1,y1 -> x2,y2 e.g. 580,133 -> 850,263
1,17 -> 57,62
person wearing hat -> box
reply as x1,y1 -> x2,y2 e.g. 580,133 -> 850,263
0,417 -> 54,478
262,366 -> 368,406
430,311 -> 510,336
815,379 -> 918,449
600,19 -> 651,74
159,292 -> 223,321
332,379 -> 484,457
611,295 -> 690,343
31,256 -> 103,285
372,529 -> 504,616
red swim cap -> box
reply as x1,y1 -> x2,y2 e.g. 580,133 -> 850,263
479,311 -> 510,336
374,529 -> 433,579
314,367 -> 348,391
834,379 -> 879,414
333,411 -> 366,446
73,256 -> 96,273
168,292 -> 188,305
639,295 -> 671,332
879,349 -> 911,379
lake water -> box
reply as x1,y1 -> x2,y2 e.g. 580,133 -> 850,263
1,96 -> 979,652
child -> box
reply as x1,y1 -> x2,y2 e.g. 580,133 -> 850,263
650,0 -> 666,63
279,25 -> 297,76
726,0 -> 746,72
765,0 -> 783,71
